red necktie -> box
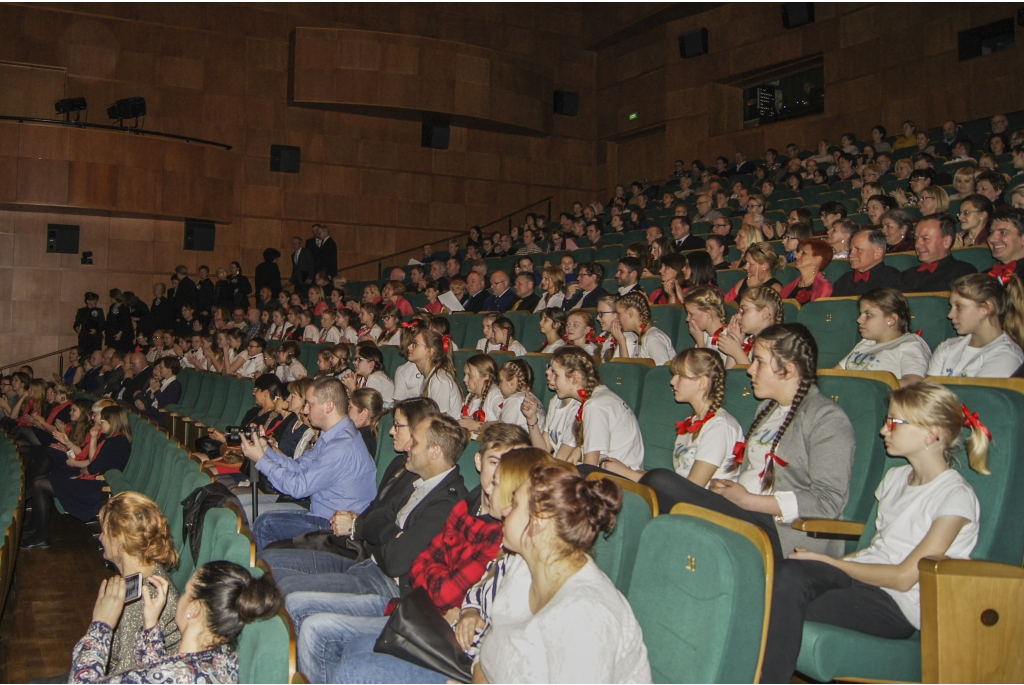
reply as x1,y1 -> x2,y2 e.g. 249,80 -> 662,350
917,262 -> 939,273
853,271 -> 870,283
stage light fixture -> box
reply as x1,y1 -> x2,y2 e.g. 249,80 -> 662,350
107,97 -> 147,126
80,251 -> 94,265
55,97 -> 87,121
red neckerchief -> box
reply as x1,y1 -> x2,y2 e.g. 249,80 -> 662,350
917,261 -> 939,273
709,326 -> 727,347
853,270 -> 871,283
677,411 -> 715,435
575,389 -> 588,421
586,329 -> 600,345
358,325 -> 370,337
990,262 -> 1017,286
500,344 -> 509,352
741,336 -> 755,355
593,332 -> 617,350
357,376 -> 367,388
461,404 -> 486,422
383,328 -> 398,341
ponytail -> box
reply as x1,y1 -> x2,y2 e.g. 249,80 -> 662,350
190,561 -> 283,646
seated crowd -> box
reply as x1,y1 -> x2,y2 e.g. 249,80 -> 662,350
3,113 -> 1023,684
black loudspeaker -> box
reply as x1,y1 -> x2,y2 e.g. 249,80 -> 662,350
270,145 -> 301,173
46,224 -> 80,254
553,90 -> 579,116
678,29 -> 709,59
184,221 -> 216,251
782,3 -> 815,28
1017,7 -> 1024,26
421,122 -> 450,149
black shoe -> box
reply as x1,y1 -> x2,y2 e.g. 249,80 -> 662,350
20,537 -> 50,549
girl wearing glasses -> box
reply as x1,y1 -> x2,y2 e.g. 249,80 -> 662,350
761,381 -> 982,683
594,295 -> 636,363
718,286 -> 785,369
836,288 -> 932,386
342,345 -> 394,408
953,193 -> 994,247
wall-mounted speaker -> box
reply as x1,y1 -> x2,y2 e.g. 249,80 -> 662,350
678,29 -> 709,59
782,3 -> 815,29
421,121 -> 450,149
553,90 -> 579,116
46,224 -> 80,254
1017,7 -> 1024,26
184,221 -> 216,251
270,144 -> 301,173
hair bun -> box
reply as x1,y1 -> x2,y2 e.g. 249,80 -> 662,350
576,477 -> 623,535
235,575 -> 283,625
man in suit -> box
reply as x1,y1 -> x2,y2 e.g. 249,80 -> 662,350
73,292 -> 105,354
508,273 -> 540,312
174,265 -> 198,309
831,230 -> 900,297
290,235 -> 316,288
732,151 -> 756,175
615,257 -> 644,297
136,357 -> 183,424
895,214 -> 976,293
118,352 -> 153,404
671,216 -> 706,251
307,224 -> 339,278
147,282 -> 175,335
482,271 -> 516,313
196,265 -> 215,320
98,349 -> 127,398
462,272 -> 489,313
564,261 -> 610,310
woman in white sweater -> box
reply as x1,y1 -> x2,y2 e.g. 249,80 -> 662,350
477,462 -> 651,684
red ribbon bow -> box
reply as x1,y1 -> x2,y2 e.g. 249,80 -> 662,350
732,441 -> 747,465
915,329 -> 923,337
639,323 -> 648,335
758,452 -> 789,478
853,270 -> 871,283
961,404 -> 992,441
677,411 -> 716,435
741,336 -> 755,355
586,329 -> 600,344
442,334 -> 451,353
990,262 -> 1016,286
575,389 -> 588,421
710,326 -> 728,347
500,344 -> 508,352
917,261 -> 939,273
401,321 -> 420,329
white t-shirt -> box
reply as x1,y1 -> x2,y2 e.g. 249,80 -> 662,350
342,327 -> 359,345
275,359 -> 307,383
736,403 -> 800,523
701,327 -> 731,365
464,386 -> 504,423
180,349 -> 208,370
426,370 -> 463,419
567,340 -> 598,355
499,391 -> 544,431
599,332 -> 638,361
392,361 -> 424,402
582,386 -> 645,469
359,324 -> 382,341
838,333 -> 932,379
479,557 -> 651,684
380,328 -> 402,347
266,323 -> 291,341
235,354 -> 266,379
635,326 -> 675,366
302,324 -> 319,341
540,339 -> 565,354
318,326 -> 341,344
926,332 -> 1024,378
535,291 -> 565,312
849,466 -> 979,629
544,396 -> 580,452
362,371 -> 395,408
476,337 -> 490,352
482,340 -> 527,357
673,409 -> 744,483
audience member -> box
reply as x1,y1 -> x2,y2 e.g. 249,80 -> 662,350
832,230 -> 901,296
780,240 -> 834,303
894,214 -> 977,292
836,288 -> 932,385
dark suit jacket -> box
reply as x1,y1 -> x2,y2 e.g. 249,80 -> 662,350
831,263 -> 900,298
175,277 -> 199,309
564,285 -> 611,310
290,248 -> 317,288
99,365 -> 126,397
307,236 -> 339,277
895,255 -> 976,293
197,279 -> 216,317
143,379 -> 183,420
255,261 -> 283,297
75,306 -> 105,352
463,290 -> 489,314
355,465 -> 467,594
509,293 -> 540,312
119,365 -> 153,403
482,288 -> 516,313
675,234 -> 706,251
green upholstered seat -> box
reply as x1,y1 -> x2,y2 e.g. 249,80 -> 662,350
723,367 -> 761,431
589,482 -> 652,595
823,258 -> 852,282
628,505 -> 772,683
650,305 -> 684,348
906,294 -> 955,350
456,440 -> 481,492
518,353 -> 553,406
884,252 -> 919,272
717,269 -> 746,294
637,365 -> 677,472
379,345 -> 404,378
447,313 -> 474,348
518,313 -> 546,353
601,359 -> 653,414
797,297 -> 861,368
950,246 -> 994,273
236,603 -> 297,684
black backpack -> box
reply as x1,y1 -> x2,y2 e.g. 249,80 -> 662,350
180,482 -> 245,565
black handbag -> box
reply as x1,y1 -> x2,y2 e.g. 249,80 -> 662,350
374,588 -> 473,683
263,530 -> 368,561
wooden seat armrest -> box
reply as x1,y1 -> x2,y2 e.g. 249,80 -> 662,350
791,518 -> 865,538
918,556 -> 1024,579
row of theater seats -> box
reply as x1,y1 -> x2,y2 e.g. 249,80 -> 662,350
71,405 -> 303,683
0,433 -> 24,621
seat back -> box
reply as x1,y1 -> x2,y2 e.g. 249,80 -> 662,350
586,473 -> 653,594
650,305 -> 685,348
176,369 -> 202,409
629,504 -> 773,684
723,367 -> 761,431
519,353 -> 553,406
601,358 -> 654,414
236,566 -> 298,684
379,345 -> 404,378
447,313 -> 474,348
518,312 -> 546,353
884,253 -> 919,272
457,440 -> 481,491
906,293 -> 955,350
638,365 -> 678,472
717,269 -> 746,293
951,246 -> 995,273
189,372 -> 217,417
797,297 -> 861,368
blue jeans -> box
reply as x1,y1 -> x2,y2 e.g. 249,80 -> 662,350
251,511 -> 331,550
332,633 -> 450,684
288,593 -> 391,684
258,550 -> 402,597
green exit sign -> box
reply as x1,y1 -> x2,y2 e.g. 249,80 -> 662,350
628,112 -> 639,121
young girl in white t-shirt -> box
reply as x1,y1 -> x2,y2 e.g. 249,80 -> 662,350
475,312 -> 500,352
522,387 -> 580,462
536,307 -> 567,354
837,287 -> 933,385
326,342 -> 355,384
564,310 -> 598,355
684,284 -> 729,364
612,291 -> 675,366
317,309 -> 342,344
335,308 -> 360,345
603,348 -> 744,488
594,295 -> 637,362
407,329 -> 463,419
274,341 -> 308,382
718,286 -> 785,369
377,306 -> 403,347
545,346 -> 645,469
297,309 -> 319,342
761,381 -> 983,683
486,316 -> 528,357
357,304 -> 383,343
496,359 -> 544,431
927,273 -> 1024,378
457,354 -> 504,433
342,345 -> 395,408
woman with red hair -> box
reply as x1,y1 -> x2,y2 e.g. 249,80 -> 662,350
781,240 -> 834,303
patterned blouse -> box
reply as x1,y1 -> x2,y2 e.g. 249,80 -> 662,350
108,566 -> 180,676
70,622 -> 238,683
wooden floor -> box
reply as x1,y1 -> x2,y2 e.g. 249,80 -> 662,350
0,511 -> 111,683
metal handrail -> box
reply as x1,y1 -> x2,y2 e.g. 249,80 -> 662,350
1,346 -> 76,374
341,195 -> 554,279
0,115 -> 233,150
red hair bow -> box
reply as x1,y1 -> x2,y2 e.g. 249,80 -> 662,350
990,262 -> 1016,286
575,389 -> 588,421
586,329 -> 600,344
758,452 -> 789,478
677,411 -> 716,435
401,321 -> 419,329
442,334 -> 451,353
732,441 -> 747,465
741,335 -> 755,355
639,323 -> 648,335
961,404 -> 992,441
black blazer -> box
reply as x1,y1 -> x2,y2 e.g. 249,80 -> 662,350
99,365 -> 126,398
290,248 -> 317,288
176,277 -> 199,308
197,278 -> 216,317
119,365 -> 153,403
564,285 -> 610,310
509,293 -> 540,312
463,290 -> 489,314
307,236 -> 339,277
675,234 -> 706,252
255,261 -> 283,297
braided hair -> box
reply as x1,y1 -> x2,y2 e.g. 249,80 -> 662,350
739,286 -> 785,327
492,317 -> 517,348
670,348 -> 726,433
733,323 -> 817,491
417,329 -> 464,403
597,295 -> 622,362
500,358 -> 534,395
552,347 -> 602,447
616,291 -> 652,342
464,354 -> 499,412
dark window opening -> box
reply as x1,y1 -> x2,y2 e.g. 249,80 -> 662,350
959,18 -> 1016,61
742,66 -> 823,128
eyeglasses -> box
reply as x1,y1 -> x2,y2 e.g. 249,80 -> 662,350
884,416 -> 910,431
394,422 -> 409,429
958,210 -> 978,217
713,222 -> 730,228
578,272 -> 593,278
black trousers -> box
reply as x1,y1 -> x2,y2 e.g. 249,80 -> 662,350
25,476 -> 55,544
760,559 -> 916,683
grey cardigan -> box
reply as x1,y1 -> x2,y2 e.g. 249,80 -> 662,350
752,385 -> 856,557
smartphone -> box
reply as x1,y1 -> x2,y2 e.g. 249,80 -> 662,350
124,573 -> 143,603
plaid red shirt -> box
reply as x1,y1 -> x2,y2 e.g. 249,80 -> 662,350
408,496 -> 503,612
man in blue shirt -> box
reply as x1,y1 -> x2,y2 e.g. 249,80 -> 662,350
241,377 -> 377,549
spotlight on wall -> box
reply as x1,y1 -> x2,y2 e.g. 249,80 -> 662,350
107,97 -> 147,127
80,251 -> 94,265
55,97 -> 87,122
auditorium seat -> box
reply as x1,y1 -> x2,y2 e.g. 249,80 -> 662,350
602,358 -> 655,414
586,472 -> 655,594
796,297 -> 861,368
